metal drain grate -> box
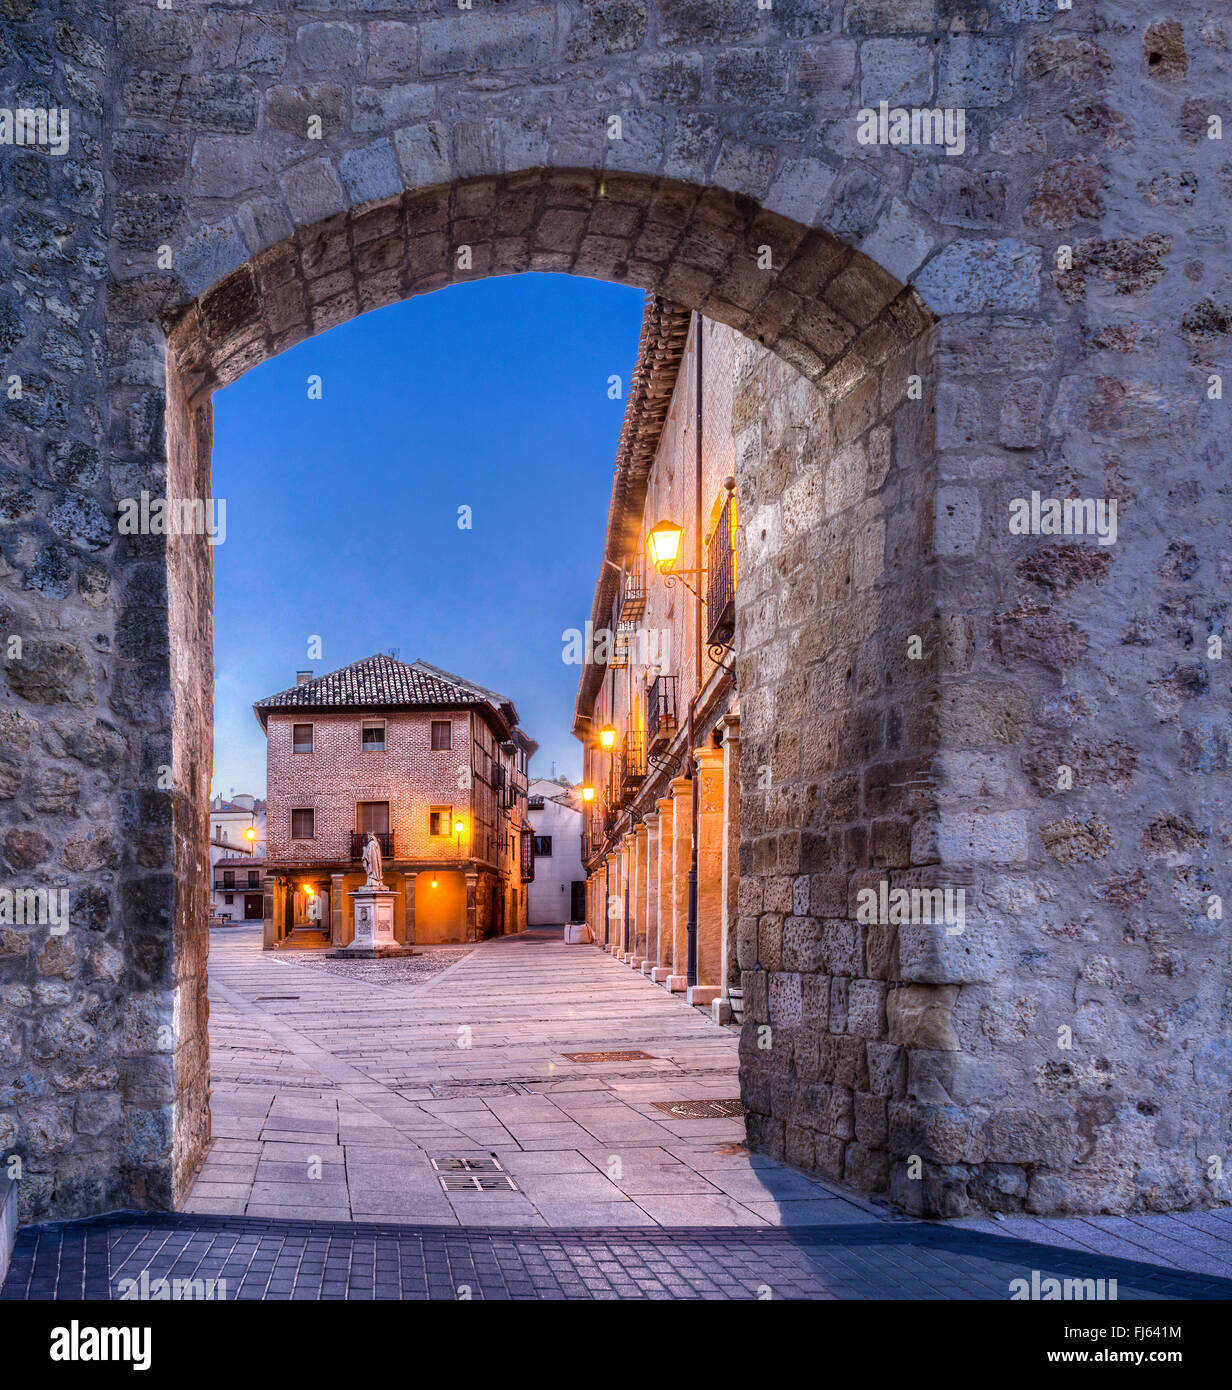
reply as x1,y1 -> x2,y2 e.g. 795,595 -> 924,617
562,1050 -> 657,1063
431,1157 -> 505,1173
255,995 -> 300,1001
651,1098 -> 746,1119
439,1174 -> 518,1192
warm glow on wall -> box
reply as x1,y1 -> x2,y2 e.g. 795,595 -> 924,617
647,520 -> 684,573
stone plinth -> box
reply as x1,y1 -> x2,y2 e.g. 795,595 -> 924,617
335,885 -> 416,959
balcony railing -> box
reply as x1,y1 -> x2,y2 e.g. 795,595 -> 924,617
706,491 -> 736,649
647,674 -> 678,752
520,828 -> 535,883
620,731 -> 645,792
610,625 -> 635,669
349,830 -> 394,860
619,554 -> 645,623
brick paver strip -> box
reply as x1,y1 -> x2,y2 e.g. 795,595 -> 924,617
6,1211 -> 1232,1301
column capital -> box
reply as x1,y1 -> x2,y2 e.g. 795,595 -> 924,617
669,775 -> 692,797
634,822 -> 649,842
655,797 -> 673,816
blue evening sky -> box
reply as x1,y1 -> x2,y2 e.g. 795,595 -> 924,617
211,273 -> 645,800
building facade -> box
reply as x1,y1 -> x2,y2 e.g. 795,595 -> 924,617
207,794 -> 266,923
526,778 -> 586,926
211,855 -> 266,924
255,656 -> 536,948
575,299 -> 743,1019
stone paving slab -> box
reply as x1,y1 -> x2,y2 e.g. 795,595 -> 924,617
191,925 -> 880,1230
6,1211 -> 1232,1302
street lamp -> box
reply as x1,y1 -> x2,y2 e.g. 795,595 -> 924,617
597,724 -> 617,751
646,520 -> 684,574
580,785 -> 595,802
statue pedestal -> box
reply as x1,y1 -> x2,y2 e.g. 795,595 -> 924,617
335,885 -> 416,958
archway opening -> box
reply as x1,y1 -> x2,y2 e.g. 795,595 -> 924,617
164,170 -> 935,1215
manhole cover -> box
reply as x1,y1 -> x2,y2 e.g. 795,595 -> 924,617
651,1099 -> 745,1119
562,1050 -> 658,1063
439,1174 -> 518,1192
431,1157 -> 505,1173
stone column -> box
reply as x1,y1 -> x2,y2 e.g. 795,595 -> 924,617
465,871 -> 478,943
403,871 -> 416,945
643,811 -> 660,972
330,872 -> 345,946
619,835 -> 633,958
668,776 -> 692,991
717,715 -> 741,1022
604,852 -> 619,950
691,746 -> 725,1006
652,797 -> 673,981
262,876 -> 284,951
633,822 -> 650,961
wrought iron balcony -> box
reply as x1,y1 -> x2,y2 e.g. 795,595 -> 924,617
706,491 -> 736,650
349,830 -> 394,861
620,731 -> 646,791
647,674 -> 678,752
610,625 -> 635,669
619,554 -> 645,623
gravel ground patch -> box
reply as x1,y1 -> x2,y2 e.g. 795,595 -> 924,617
275,947 -> 472,986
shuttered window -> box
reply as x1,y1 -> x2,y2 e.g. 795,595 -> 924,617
292,724 -> 313,754
429,807 -> 452,837
361,720 -> 385,751
291,808 -> 314,839
431,720 -> 452,750
357,801 -> 389,834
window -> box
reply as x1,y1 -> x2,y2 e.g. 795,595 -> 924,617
429,807 -> 453,837
292,723 -> 314,754
224,894 -> 233,905
533,836 -> 552,857
361,720 -> 385,752
291,808 -> 315,839
357,801 -> 389,834
223,870 -> 235,888
431,720 -> 452,750
248,871 -> 259,888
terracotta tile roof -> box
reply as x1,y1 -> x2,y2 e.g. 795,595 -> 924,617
254,654 -> 485,715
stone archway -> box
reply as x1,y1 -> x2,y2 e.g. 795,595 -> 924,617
159,170 -> 937,1211
4,0 -> 1225,1225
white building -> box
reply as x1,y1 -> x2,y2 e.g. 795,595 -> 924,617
209,794 -> 267,922
527,778 -> 586,925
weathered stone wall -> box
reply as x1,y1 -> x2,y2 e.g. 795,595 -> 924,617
0,0 -> 1225,1221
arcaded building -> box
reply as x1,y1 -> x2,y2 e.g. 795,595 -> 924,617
255,655 -> 536,948
575,298 -> 743,1022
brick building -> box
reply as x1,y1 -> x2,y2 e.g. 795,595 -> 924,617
254,655 -> 537,948
575,298 -> 742,1021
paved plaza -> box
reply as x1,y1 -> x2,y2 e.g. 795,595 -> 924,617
5,926 -> 1232,1299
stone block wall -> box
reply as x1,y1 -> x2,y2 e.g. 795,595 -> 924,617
0,0 -> 1224,1221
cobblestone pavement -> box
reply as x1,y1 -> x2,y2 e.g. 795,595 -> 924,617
5,1211 -> 1232,1301
5,926 -> 1231,1299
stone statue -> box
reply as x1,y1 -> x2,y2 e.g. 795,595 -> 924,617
362,831 -> 384,888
